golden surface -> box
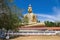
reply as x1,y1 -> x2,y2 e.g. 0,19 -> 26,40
10,35 -> 60,40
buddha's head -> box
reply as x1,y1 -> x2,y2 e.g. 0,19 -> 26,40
28,4 -> 32,13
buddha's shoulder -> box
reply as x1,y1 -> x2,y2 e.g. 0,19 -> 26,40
24,13 -> 28,16
32,13 -> 36,16
31,13 -> 36,15
24,13 -> 36,16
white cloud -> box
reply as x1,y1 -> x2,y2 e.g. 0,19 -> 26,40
35,6 -> 60,22
35,14 -> 57,22
53,7 -> 60,20
36,14 -> 56,20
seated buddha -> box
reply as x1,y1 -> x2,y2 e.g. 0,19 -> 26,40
23,4 -> 45,27
24,4 -> 37,24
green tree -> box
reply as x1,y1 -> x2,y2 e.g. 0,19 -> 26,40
0,0 -> 23,31
44,21 -> 55,27
55,22 -> 60,27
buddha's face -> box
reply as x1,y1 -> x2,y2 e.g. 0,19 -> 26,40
28,7 -> 32,13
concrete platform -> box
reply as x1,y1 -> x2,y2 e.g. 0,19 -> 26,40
10,35 -> 60,40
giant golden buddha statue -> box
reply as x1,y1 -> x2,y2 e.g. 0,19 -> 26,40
24,4 -> 45,27
24,4 -> 37,24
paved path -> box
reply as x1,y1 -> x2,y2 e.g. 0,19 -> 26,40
10,35 -> 60,40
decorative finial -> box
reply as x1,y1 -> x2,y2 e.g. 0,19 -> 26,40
28,4 -> 32,13
29,4 -> 31,7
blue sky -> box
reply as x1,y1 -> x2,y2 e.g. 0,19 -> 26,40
13,0 -> 60,22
